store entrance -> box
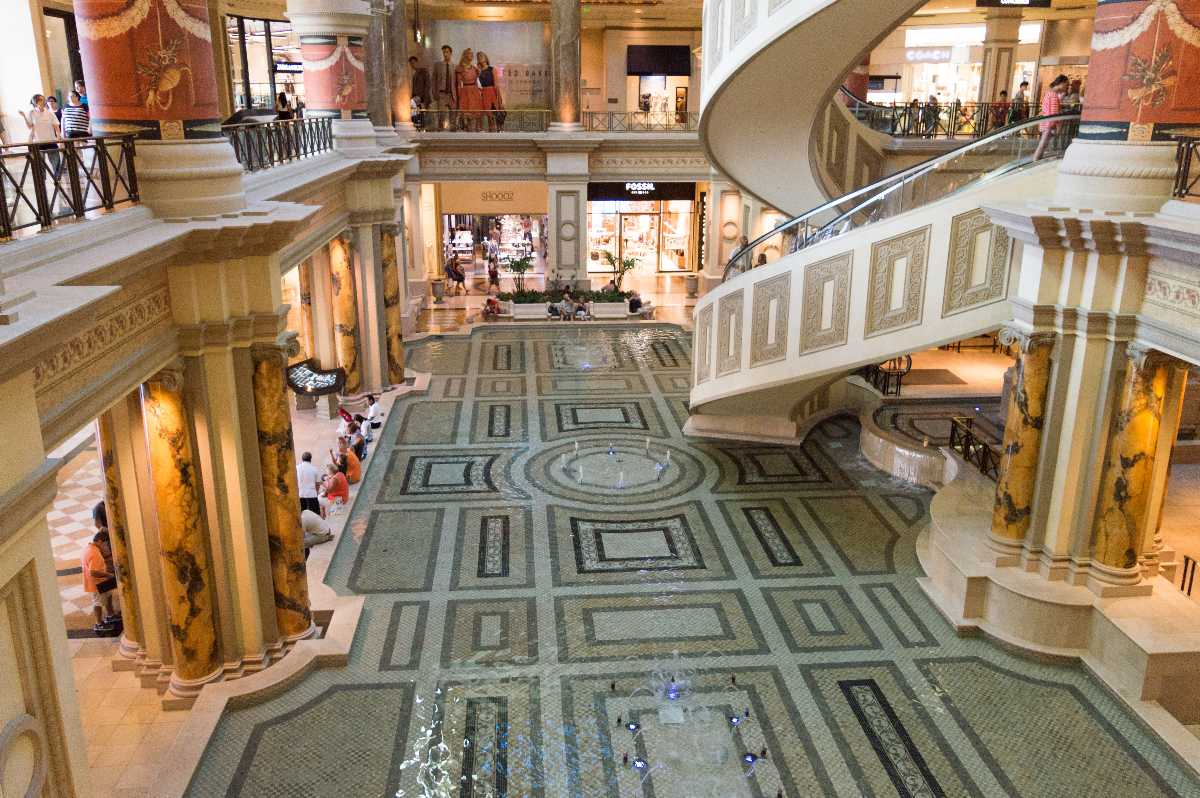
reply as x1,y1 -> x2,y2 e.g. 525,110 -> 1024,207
620,212 -> 659,272
586,183 -> 699,276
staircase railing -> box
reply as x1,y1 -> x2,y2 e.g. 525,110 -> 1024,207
840,88 -> 1042,140
1,135 -> 139,240
859,355 -> 912,396
948,416 -> 1001,480
723,111 -> 1080,281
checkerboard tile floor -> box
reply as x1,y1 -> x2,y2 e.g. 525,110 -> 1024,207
50,447 -> 109,634
183,326 -> 1200,798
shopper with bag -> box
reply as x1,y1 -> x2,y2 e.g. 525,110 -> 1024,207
477,52 -> 505,132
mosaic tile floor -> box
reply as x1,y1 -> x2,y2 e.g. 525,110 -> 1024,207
186,325 -> 1200,797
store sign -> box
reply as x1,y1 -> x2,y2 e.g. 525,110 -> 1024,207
286,359 -> 345,396
275,60 -> 304,74
976,1 -> 1050,7
906,48 -> 953,63
439,181 -> 548,214
587,182 -> 695,202
480,191 -> 515,203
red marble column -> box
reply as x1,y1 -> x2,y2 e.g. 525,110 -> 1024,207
73,0 -> 222,140
843,56 -> 871,100
1081,0 -> 1200,142
300,34 -> 369,121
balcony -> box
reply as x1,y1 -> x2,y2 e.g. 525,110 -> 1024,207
412,110 -> 699,135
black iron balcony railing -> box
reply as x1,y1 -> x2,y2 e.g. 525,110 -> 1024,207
581,111 -> 699,132
860,355 -> 912,396
841,89 -> 1048,140
948,416 -> 1002,480
0,135 -> 139,241
1174,136 -> 1199,199
223,117 -> 333,173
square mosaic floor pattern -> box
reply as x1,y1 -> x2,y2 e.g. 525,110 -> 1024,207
188,326 -> 1200,798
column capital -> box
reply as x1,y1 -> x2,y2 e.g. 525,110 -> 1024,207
1125,342 -> 1175,371
147,366 -> 185,393
998,326 -> 1056,354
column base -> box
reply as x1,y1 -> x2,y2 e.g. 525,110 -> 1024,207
166,665 -> 224,703
333,118 -> 381,157
985,531 -> 1025,567
134,138 -> 247,219
1085,560 -> 1155,598
1051,139 -> 1177,214
285,620 -> 318,643
547,121 -> 584,133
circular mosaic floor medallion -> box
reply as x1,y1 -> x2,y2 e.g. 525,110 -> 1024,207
526,436 -> 707,503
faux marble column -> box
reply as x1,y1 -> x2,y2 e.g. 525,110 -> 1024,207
1056,0 -> 1200,210
250,344 -> 313,640
381,225 -> 406,384
1091,346 -> 1169,575
991,331 -> 1055,555
843,55 -> 871,99
297,258 -> 316,361
366,0 -> 392,129
141,368 -> 220,690
330,234 -> 363,395
549,0 -> 582,131
976,7 -> 1021,104
96,412 -> 143,658
386,0 -> 414,130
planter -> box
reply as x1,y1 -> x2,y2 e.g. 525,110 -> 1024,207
590,302 -> 630,320
431,279 -> 445,304
684,273 -> 699,298
512,302 -> 549,320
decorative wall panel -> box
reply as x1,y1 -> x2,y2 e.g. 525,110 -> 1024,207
800,252 -> 852,354
715,290 -> 744,376
942,210 -> 1010,317
750,273 -> 791,367
731,0 -> 758,45
695,304 -> 714,384
865,227 -> 930,338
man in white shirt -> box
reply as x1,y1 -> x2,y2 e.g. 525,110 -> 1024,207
296,451 -> 322,515
301,509 -> 333,551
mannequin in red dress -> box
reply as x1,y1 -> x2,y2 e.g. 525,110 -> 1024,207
477,51 -> 504,132
456,48 -> 482,131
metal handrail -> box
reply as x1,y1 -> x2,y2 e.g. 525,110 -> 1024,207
722,111 -> 1081,282
1174,136 -> 1199,199
859,354 -> 912,396
840,87 -> 1043,139
948,416 -> 1001,480
0,134 -> 139,240
222,117 -> 334,172
581,111 -> 700,132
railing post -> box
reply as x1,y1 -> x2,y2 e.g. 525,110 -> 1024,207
124,137 -> 139,201
63,139 -> 85,219
96,137 -> 114,210
28,143 -> 53,231
0,159 -> 12,239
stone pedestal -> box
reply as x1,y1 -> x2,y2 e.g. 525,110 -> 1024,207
250,344 -> 314,641
141,368 -> 221,695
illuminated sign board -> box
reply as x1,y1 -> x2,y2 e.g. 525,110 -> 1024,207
587,182 -> 695,202
286,359 -> 346,396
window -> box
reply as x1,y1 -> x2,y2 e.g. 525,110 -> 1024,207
226,15 -> 304,112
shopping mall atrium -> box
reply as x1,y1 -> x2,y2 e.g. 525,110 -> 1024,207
2,0 -> 1200,795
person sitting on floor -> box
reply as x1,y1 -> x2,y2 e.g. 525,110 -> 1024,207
319,463 -> 350,514
301,508 -> 334,558
353,394 -> 384,440
483,288 -> 503,320
347,422 -> 367,461
557,292 -> 576,321
628,290 -> 655,319
602,278 -> 618,293
330,437 -> 362,483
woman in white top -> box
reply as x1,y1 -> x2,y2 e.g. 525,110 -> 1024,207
18,94 -> 62,175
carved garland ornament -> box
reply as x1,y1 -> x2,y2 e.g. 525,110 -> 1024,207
32,287 -> 172,394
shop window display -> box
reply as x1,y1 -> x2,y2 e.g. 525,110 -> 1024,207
443,214 -> 548,274
226,16 -> 305,113
586,199 -> 695,275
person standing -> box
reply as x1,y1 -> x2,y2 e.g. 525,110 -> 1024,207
74,79 -> 88,108
1010,80 -> 1030,124
18,94 -> 61,175
61,92 -> 90,138
84,503 -> 119,634
432,45 -> 457,131
476,51 -> 504,132
410,56 -> 432,128
296,451 -> 322,515
1034,74 -> 1069,161
990,90 -> 1011,132
275,92 -> 294,120
1063,79 -> 1083,113
46,95 -> 62,125
456,48 -> 481,131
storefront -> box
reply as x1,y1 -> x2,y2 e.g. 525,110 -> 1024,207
586,182 -> 700,274
438,182 -> 549,273
225,14 -> 305,114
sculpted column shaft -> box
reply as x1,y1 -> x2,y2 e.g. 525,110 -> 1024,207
96,412 -> 143,657
381,225 -> 406,384
1091,346 -> 1170,573
141,368 -> 220,690
549,0 -> 582,130
330,234 -> 363,395
297,258 -> 316,361
250,344 -> 313,639
366,0 -> 392,128
991,332 -> 1054,550
386,0 -> 414,129
976,8 -> 1021,104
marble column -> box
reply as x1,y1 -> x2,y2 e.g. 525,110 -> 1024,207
288,0 -> 376,155
1056,0 -> 1200,211
386,0 -> 415,130
382,224 -> 406,384
141,367 -> 220,692
73,0 -> 244,216
976,7 -> 1021,104
297,258 -> 316,361
366,0 -> 392,130
990,330 -> 1055,557
1091,345 -> 1170,577
330,234 -> 363,395
250,343 -> 313,640
96,412 -> 143,659
549,0 -> 582,131
843,55 -> 871,99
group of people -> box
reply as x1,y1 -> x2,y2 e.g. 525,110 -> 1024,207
81,501 -> 122,636
16,80 -> 90,172
294,395 -> 385,553
410,45 -> 505,131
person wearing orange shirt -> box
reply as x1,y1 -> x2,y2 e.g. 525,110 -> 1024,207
82,527 -> 117,633
319,463 -> 350,515
331,438 -> 361,483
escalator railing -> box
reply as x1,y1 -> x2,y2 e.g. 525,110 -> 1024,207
840,87 -> 1040,140
724,111 -> 1080,281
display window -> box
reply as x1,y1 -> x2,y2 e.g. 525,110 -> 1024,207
585,200 -> 694,274
442,214 -> 548,273
226,15 -> 305,113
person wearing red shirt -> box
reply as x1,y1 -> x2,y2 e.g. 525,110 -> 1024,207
320,463 -> 350,515
1034,74 -> 1069,161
